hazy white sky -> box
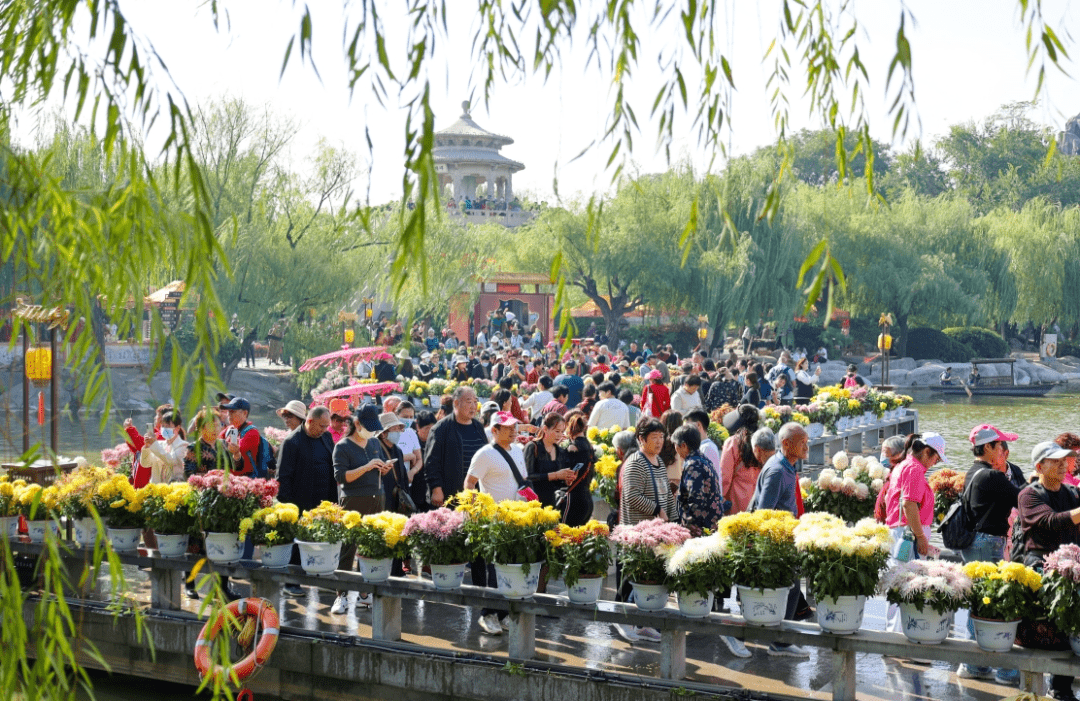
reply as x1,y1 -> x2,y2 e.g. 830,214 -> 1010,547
33,1 -> 1080,204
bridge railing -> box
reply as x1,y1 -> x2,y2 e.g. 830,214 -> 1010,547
11,540 -> 1078,701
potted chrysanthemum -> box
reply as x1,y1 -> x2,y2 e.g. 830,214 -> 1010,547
717,509 -> 799,626
91,474 -> 149,552
1040,543 -> 1080,655
54,465 -> 114,547
794,514 -> 890,634
879,560 -> 972,644
544,520 -> 613,604
801,454 -> 889,524
0,476 -> 24,540
188,470 -> 278,564
346,511 -> 410,582
665,532 -> 729,617
14,482 -> 62,543
247,502 -> 300,568
610,518 -> 692,611
293,501 -> 356,576
403,508 -> 472,590
963,560 -> 1042,652
459,493 -> 561,599
142,482 -> 197,557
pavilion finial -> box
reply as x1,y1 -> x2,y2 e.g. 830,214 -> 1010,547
461,100 -> 470,116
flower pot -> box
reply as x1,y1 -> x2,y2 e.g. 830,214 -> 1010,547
359,556 -> 393,583
863,411 -> 874,425
27,519 -> 59,543
429,563 -> 467,591
630,582 -> 670,611
736,584 -> 791,626
73,517 -> 98,547
0,515 -> 18,540
429,394 -> 442,409
106,527 -> 142,553
837,417 -> 850,432
295,540 -> 341,575
204,531 -> 244,564
566,575 -> 604,604
155,533 -> 190,558
494,562 -> 543,600
677,591 -> 714,618
806,422 -> 824,440
971,617 -> 1019,653
899,603 -> 953,644
816,595 -> 866,635
260,542 -> 294,569
1070,634 -> 1080,656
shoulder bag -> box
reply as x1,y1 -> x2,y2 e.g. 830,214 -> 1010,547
493,444 -> 539,501
939,466 -> 982,551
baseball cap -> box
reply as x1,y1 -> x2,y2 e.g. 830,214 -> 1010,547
354,405 -> 384,434
215,392 -> 235,403
481,400 -> 500,415
723,404 -> 760,433
1032,440 -> 1077,466
220,397 -> 251,412
491,411 -> 520,427
453,355 -> 467,365
277,400 -> 308,421
922,431 -> 948,464
970,424 -> 1019,447
421,352 -> 432,360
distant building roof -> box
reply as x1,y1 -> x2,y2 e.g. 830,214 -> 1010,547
433,101 -> 524,173
436,101 -> 515,144
433,147 -> 524,170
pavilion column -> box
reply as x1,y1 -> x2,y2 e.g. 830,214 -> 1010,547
488,167 -> 497,197
506,173 -> 513,200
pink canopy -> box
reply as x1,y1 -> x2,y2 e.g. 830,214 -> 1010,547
311,382 -> 402,405
298,346 -> 393,373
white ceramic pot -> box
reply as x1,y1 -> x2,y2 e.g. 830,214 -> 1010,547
204,531 -> 244,564
736,584 -> 791,627
429,394 -> 443,409
494,562 -> 543,599
566,575 -> 604,604
106,527 -> 142,553
816,595 -> 866,635
971,617 -> 1019,653
73,517 -> 98,547
359,556 -> 393,583
806,423 -> 824,440
837,417 -> 850,432
155,533 -> 190,558
295,540 -> 342,575
677,591 -> 714,618
899,603 -> 953,644
630,582 -> 670,611
429,563 -> 467,590
260,542 -> 294,569
863,411 -> 874,425
0,515 -> 18,540
27,519 -> 59,543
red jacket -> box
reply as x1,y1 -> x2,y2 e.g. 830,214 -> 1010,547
221,422 -> 260,475
641,383 -> 671,418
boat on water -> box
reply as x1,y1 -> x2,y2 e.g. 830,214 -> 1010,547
931,357 -> 1058,397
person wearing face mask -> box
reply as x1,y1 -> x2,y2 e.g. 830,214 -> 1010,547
377,412 -> 411,515
329,404 -> 391,611
394,401 -> 423,481
142,410 -> 190,483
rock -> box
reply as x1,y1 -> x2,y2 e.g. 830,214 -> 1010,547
888,357 -> 918,372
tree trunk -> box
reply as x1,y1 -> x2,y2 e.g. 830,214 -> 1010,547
602,311 -> 622,349
895,314 -> 910,358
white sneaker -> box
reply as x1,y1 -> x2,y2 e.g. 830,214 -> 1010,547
356,593 -> 371,609
613,624 -> 641,642
767,642 -> 810,657
330,594 -> 349,615
721,635 -> 752,658
478,613 -> 503,635
500,617 -> 511,630
634,626 -> 662,642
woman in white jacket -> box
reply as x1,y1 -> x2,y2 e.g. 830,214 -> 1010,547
143,411 -> 189,483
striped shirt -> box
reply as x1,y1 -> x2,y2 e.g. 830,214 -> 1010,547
619,452 -> 678,525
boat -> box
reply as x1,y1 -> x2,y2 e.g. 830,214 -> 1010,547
931,358 -> 1058,397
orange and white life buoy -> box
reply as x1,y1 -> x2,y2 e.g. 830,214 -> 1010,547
194,597 -> 279,683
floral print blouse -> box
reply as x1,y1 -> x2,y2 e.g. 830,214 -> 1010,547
678,450 -> 723,534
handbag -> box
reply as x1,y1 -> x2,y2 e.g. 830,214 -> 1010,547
892,528 -> 917,563
386,462 -> 417,515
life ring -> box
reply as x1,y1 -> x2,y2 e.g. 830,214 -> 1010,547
1045,342 -> 1058,358
194,598 -> 279,683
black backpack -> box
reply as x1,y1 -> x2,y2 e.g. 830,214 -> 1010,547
939,467 -> 981,550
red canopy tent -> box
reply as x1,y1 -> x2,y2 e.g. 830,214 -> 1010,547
298,346 -> 394,373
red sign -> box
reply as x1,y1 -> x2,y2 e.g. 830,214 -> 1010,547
496,284 -> 520,293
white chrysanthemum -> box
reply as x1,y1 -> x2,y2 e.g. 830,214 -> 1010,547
851,456 -> 868,471
665,534 -> 725,575
832,451 -> 850,470
868,463 -> 885,480
855,483 -> 870,500
871,478 -> 884,493
799,477 -> 812,492
841,477 -> 858,496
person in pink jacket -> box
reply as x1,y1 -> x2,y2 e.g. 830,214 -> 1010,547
719,404 -> 763,515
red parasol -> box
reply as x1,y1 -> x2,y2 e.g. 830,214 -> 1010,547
298,346 -> 394,373
311,382 -> 402,406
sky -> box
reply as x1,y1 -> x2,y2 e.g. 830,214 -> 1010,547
22,0 -> 1080,205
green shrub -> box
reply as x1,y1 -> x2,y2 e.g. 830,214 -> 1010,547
942,327 -> 1010,359
1058,341 -> 1080,359
624,322 -> 699,355
906,327 -> 974,362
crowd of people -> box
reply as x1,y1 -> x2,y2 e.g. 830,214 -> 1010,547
114,331 -> 1080,697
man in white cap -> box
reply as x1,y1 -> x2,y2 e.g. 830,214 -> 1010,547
465,411 -> 528,635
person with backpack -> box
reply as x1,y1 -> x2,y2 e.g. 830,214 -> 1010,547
219,397 -> 271,477
956,424 -> 1022,685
